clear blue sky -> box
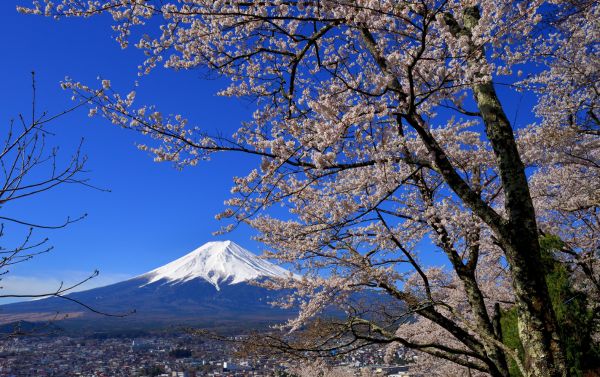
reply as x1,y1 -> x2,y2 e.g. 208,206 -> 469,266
1,2 -> 266,296
1,2 -> 537,298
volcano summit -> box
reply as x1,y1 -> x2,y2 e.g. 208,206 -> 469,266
141,240 -> 291,289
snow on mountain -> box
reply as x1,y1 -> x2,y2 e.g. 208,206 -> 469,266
140,240 -> 292,290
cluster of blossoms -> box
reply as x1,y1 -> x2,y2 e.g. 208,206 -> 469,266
19,1 -> 599,376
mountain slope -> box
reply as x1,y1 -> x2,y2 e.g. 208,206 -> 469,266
0,241 -> 296,331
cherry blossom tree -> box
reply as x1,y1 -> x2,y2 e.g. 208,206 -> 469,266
19,1 -> 599,376
285,359 -> 377,377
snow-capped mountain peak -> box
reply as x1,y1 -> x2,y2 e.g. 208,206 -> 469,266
140,241 -> 291,290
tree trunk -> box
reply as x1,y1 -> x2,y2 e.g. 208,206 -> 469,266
501,231 -> 568,377
469,48 -> 569,377
459,7 -> 570,376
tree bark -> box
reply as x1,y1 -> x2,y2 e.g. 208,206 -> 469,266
462,8 -> 569,376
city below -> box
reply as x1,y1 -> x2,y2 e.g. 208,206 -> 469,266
0,332 -> 411,377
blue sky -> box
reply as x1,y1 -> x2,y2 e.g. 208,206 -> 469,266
0,2 -> 539,300
1,2 -> 266,298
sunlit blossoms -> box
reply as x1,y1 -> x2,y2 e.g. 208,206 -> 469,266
19,1 -> 599,376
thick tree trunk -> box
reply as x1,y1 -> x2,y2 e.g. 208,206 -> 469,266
469,53 -> 569,377
502,229 -> 569,377
457,8 -> 569,376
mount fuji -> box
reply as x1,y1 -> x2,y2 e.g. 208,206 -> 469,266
0,241 -> 298,332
